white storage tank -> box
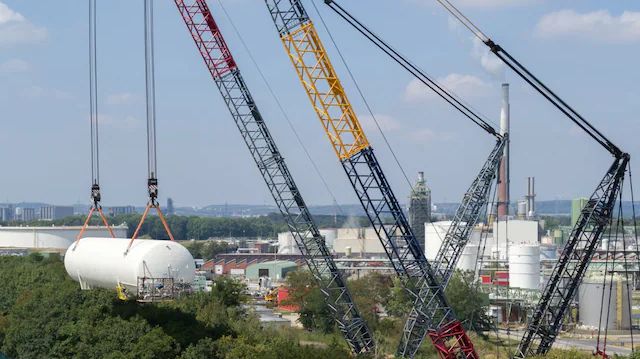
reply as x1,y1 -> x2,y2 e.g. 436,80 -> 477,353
277,232 -> 301,255
319,228 -> 337,249
64,237 -> 195,292
578,278 -> 631,330
424,221 -> 452,260
508,244 -> 540,290
457,244 -> 479,272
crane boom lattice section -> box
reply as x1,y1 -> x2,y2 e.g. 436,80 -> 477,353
433,137 -> 506,284
398,136 -> 506,357
265,1 -> 478,357
281,22 -> 369,160
515,155 -> 629,358
174,0 -> 374,354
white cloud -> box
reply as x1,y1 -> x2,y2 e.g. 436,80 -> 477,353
536,10 -> 640,43
404,73 -> 492,103
0,58 -> 29,73
0,2 -> 23,24
21,85 -> 72,100
471,37 -> 504,79
106,92 -> 138,105
0,1 -> 47,46
359,114 -> 401,132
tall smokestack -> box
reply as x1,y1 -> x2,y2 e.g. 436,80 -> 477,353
526,177 -> 536,218
497,83 -> 510,218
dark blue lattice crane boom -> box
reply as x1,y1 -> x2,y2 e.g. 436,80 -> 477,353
264,1 -> 479,358
174,0 -> 374,354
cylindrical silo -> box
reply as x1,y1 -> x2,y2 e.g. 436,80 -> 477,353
64,237 -> 195,293
277,232 -> 301,255
319,229 -> 337,249
509,244 -> 540,290
579,278 -> 631,330
457,244 -> 479,272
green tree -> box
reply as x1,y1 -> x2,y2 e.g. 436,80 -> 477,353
284,270 -> 334,333
445,271 -> 492,332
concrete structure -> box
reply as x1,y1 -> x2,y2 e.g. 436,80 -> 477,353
39,206 -> 74,221
333,227 -> 386,257
497,83 -> 510,218
578,277 -> 631,330
0,225 -> 128,251
408,171 -> 431,249
64,237 -> 195,292
508,244 -> 540,290
571,197 -> 588,226
245,260 -> 298,281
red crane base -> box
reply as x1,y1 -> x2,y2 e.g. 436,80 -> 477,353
428,320 -> 478,359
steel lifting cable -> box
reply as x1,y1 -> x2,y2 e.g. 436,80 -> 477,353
426,0 -> 622,157
309,0 -> 413,189
214,0 -> 345,217
596,209 -> 616,357
127,0 -> 174,254
323,0 -> 499,137
75,0 -> 115,247
629,164 -> 639,346
617,183 -> 636,353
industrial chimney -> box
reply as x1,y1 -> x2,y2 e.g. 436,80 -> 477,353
526,177 -> 536,218
497,83 -> 510,219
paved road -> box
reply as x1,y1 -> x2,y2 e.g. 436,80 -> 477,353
496,329 -> 633,356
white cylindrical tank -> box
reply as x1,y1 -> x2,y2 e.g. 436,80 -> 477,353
457,244 -> 479,272
64,237 -> 195,292
277,232 -> 301,255
509,244 -> 540,290
319,229 -> 337,249
579,278 -> 631,330
424,221 -> 452,260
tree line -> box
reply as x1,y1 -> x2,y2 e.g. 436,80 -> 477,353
1,213 -> 368,241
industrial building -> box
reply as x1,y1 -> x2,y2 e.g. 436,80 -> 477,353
245,260 -> 298,282
0,225 -> 128,252
39,206 -> 74,221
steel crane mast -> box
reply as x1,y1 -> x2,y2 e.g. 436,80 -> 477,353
422,0 -> 631,356
173,0 -> 374,354
313,2 -> 508,356
264,1 -> 478,358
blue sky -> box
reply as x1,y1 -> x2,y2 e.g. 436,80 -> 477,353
0,0 -> 638,208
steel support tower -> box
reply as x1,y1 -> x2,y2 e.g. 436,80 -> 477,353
264,1 -> 478,358
174,0 -> 374,354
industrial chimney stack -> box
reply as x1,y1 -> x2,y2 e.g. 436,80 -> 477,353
497,83 -> 510,219
526,177 -> 536,218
